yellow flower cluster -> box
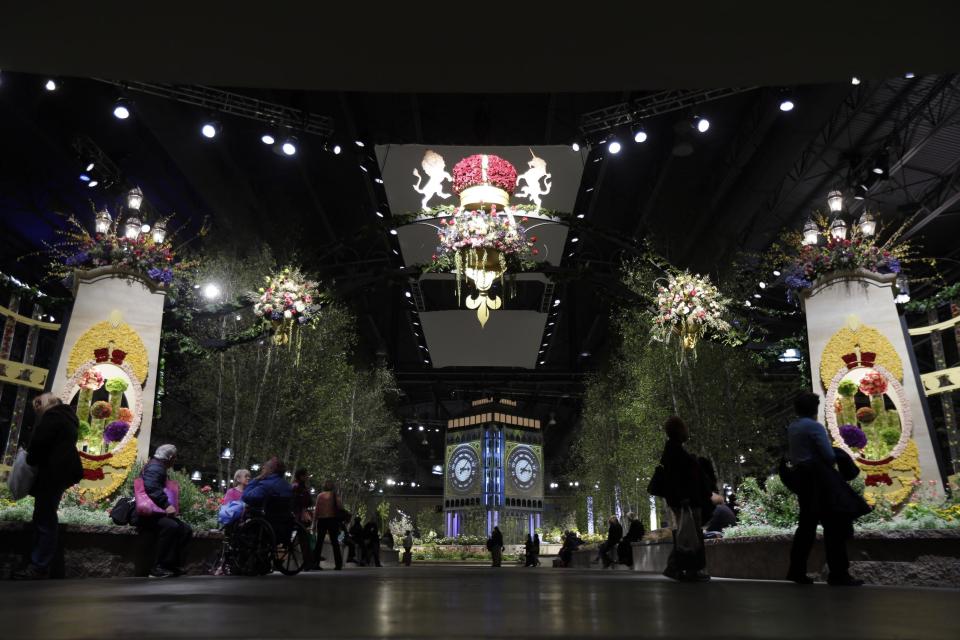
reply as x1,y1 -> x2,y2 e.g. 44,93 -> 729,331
858,439 -> 920,506
77,437 -> 138,501
67,321 -> 149,383
820,325 -> 903,390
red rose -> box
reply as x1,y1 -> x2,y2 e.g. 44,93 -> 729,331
531,249 -> 539,255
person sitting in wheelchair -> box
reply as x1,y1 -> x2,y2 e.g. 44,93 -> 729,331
242,457 -> 293,512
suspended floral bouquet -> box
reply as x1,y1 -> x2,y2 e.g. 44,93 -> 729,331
426,154 -> 539,328
650,271 -> 734,362
252,267 -> 323,349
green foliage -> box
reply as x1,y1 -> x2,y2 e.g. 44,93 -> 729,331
415,506 -> 444,537
169,468 -> 219,530
734,476 -> 800,528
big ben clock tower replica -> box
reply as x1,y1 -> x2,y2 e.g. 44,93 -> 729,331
443,398 -> 544,542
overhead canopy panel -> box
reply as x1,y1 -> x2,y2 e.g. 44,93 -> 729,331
420,310 -> 547,369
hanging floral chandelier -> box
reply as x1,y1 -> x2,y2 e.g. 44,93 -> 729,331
430,154 -> 539,327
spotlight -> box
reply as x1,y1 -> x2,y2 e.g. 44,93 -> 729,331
261,133 -> 276,145
404,291 -> 412,298
332,144 -> 342,155
44,79 -> 58,91
571,141 -> 581,152
281,137 -> 298,156
86,162 -> 95,172
904,71 -> 915,79
79,174 -> 91,183
871,152 -> 889,176
758,282 -> 766,289
773,270 -> 781,277
753,293 -> 761,299
87,180 -> 99,188
570,237 -> 579,243
608,140 -> 621,154
375,211 -> 384,218
201,121 -> 221,139
113,99 -> 131,120
694,116 -> 710,133
779,98 -> 795,112
203,283 -> 222,300
633,127 -> 648,143
389,229 -> 398,236
851,76 -> 861,85
744,300 -> 752,307
355,140 -> 365,147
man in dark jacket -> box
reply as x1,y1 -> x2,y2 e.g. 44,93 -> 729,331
13,393 -> 83,579
139,444 -> 192,578
489,526 -> 504,567
598,515 -> 623,568
617,512 -> 646,567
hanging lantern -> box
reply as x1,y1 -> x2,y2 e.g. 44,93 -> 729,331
123,216 -> 142,240
829,218 -> 848,241
126,187 -> 144,211
221,447 -> 233,460
894,275 -> 910,304
827,190 -> 844,213
190,470 -> 201,482
94,209 -> 112,234
857,210 -> 876,237
151,219 -> 167,244
801,219 -> 819,245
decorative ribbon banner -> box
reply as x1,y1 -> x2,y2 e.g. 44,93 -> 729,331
908,314 -> 960,336
920,366 -> 960,397
0,305 -> 61,331
0,359 -> 49,390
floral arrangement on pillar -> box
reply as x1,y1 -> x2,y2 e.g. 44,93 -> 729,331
423,153 -> 539,327
649,271 -> 736,362
251,266 -> 325,351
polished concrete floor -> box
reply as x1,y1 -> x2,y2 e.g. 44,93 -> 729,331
2,566 -> 958,639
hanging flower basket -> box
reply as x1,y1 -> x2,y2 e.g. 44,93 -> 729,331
650,272 -> 733,362
251,267 -> 324,349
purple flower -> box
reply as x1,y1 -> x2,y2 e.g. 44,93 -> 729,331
839,424 -> 867,449
147,267 -> 174,284
878,257 -> 901,274
271,311 -> 282,320
65,251 -> 90,267
103,420 -> 130,443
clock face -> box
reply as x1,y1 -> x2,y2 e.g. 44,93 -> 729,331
448,445 -> 480,492
508,446 -> 540,491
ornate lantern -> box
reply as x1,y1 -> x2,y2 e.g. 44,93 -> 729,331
126,187 -> 144,212
123,216 -> 142,240
94,209 -> 112,234
801,219 -> 819,246
857,211 -> 876,237
151,219 -> 167,244
829,218 -> 848,241
827,190 -> 844,213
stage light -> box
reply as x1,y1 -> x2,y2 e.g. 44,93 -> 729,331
570,237 -> 579,243
633,127 -> 648,143
753,293 -> 761,299
539,360 -> 545,365
44,79 -> 57,91
389,229 -> 398,236
904,71 -> 915,79
332,144 -> 342,155
113,99 -> 131,120
778,348 -> 801,363
87,180 -> 99,188
571,141 -> 581,152
773,270 -> 781,277
203,283 -> 222,300
261,133 -> 276,145
758,282 -> 766,289
553,299 -> 561,307
79,174 -> 91,182
827,189 -> 844,213
872,152 -> 889,176
126,187 -> 144,211
418,425 -> 424,431
201,121 -> 221,139
281,137 -> 298,156
694,116 -> 710,133
375,177 -> 384,184
851,76 -> 861,85
404,291 -> 412,298
355,140 -> 365,147
86,162 -> 95,172
375,211 -> 384,218
608,140 -> 621,154
779,98 -> 795,112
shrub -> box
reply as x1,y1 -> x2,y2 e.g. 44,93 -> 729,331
735,476 -> 799,528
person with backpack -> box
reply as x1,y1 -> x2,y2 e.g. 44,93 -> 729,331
12,393 -> 83,580
137,444 -> 192,578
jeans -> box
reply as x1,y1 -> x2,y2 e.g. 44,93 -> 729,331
31,487 -> 65,570
315,518 -> 343,569
788,494 -> 851,579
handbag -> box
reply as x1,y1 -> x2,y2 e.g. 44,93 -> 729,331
110,496 -> 137,525
134,477 -> 180,517
646,463 -> 668,498
675,504 -> 700,554
8,449 -> 37,500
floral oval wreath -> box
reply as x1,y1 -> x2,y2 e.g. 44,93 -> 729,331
823,364 -> 913,462
59,359 -> 144,454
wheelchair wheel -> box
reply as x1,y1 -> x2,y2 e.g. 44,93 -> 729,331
234,517 -> 276,576
276,522 -> 311,575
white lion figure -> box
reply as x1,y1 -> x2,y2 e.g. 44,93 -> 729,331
412,150 -> 453,210
515,149 -> 552,213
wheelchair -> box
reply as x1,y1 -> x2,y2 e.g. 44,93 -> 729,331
221,496 -> 312,576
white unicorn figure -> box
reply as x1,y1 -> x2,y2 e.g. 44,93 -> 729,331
412,150 -> 453,210
515,149 -> 552,213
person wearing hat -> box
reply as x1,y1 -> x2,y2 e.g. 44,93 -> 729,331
138,443 -> 192,578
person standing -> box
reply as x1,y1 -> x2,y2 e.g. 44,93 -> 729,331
13,393 -> 83,580
291,469 -> 312,527
313,480 -> 345,570
489,526 -> 504,567
222,469 -> 251,504
524,534 -> 535,567
533,532 -> 541,567
138,444 -> 193,578
402,530 -> 413,566
785,392 -> 868,586
658,416 -> 712,582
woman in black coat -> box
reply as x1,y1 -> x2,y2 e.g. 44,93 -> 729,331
657,416 -> 712,582
138,444 -> 193,578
